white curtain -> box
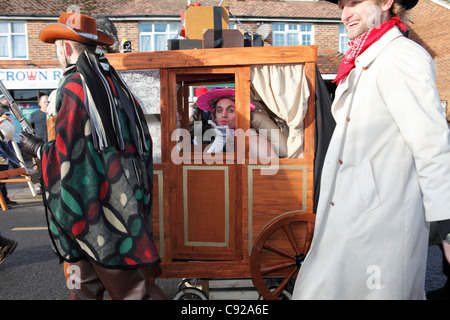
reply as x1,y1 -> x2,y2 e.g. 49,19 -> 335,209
250,64 -> 310,158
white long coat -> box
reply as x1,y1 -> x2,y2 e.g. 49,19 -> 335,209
293,27 -> 450,299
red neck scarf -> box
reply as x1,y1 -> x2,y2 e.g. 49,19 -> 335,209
333,17 -> 407,84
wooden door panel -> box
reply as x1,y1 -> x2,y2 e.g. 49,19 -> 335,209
173,165 -> 240,260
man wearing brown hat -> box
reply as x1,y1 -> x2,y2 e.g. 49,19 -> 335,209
292,0 -> 450,299
20,11 -> 166,300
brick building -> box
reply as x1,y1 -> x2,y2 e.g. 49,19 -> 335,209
0,0 -> 448,122
408,0 -> 450,121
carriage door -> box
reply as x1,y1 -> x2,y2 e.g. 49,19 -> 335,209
167,67 -> 247,261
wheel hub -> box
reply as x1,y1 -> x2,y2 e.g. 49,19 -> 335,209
294,253 -> 305,268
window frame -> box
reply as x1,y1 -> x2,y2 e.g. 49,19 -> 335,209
272,23 -> 313,47
339,24 -> 350,54
0,21 -> 28,60
139,22 -> 182,52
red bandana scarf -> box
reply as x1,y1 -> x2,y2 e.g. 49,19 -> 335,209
333,17 -> 407,84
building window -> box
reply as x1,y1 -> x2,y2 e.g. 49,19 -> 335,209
139,22 -> 182,52
339,24 -> 350,54
0,21 -> 27,59
272,23 -> 313,46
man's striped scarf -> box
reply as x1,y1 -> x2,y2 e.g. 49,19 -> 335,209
64,52 -> 148,159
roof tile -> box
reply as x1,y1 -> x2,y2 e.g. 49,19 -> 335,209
0,0 -> 341,19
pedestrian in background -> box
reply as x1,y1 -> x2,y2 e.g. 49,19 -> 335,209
0,104 -> 18,264
29,95 -> 48,142
0,99 -> 20,207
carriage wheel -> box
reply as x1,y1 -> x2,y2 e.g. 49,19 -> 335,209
250,212 -> 315,300
173,287 -> 208,300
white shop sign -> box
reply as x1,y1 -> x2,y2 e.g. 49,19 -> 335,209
0,68 -> 63,89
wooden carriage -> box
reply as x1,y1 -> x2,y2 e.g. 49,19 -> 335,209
108,45 -> 318,300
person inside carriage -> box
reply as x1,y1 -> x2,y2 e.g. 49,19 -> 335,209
195,88 -> 284,160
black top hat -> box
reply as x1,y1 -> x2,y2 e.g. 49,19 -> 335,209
325,0 -> 418,10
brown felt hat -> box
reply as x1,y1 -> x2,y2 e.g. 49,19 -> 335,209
40,12 -> 115,46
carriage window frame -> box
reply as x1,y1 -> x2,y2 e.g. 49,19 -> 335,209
175,78 -> 239,162
174,82 -> 282,163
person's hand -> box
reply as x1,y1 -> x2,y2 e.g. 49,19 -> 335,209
20,131 -> 44,157
0,115 -> 11,123
207,121 -> 231,153
443,242 -> 450,265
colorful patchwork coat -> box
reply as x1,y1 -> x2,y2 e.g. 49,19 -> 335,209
40,72 -> 160,269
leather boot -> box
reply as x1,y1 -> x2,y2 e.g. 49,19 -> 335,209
68,259 -> 168,300
0,234 -> 17,265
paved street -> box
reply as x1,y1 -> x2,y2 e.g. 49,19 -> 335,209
0,182 -> 181,300
0,182 -> 447,300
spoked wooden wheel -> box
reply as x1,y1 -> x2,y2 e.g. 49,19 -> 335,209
250,212 -> 315,300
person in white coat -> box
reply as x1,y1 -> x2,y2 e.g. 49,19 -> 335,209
292,0 -> 450,299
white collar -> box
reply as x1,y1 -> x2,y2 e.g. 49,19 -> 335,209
355,26 -> 404,69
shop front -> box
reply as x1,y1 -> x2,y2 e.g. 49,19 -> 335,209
0,68 -> 62,140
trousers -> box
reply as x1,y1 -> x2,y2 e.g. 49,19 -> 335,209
65,259 -> 167,300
